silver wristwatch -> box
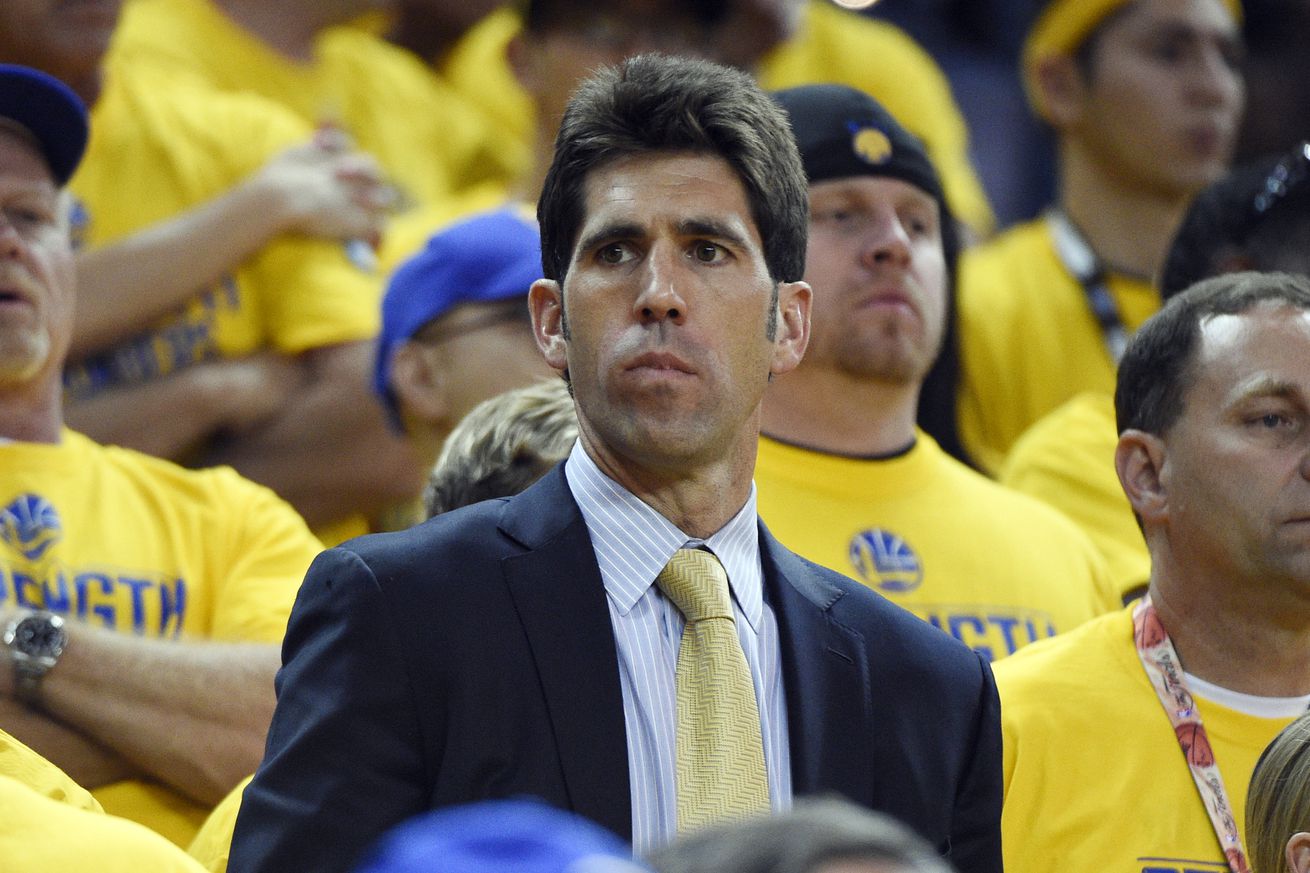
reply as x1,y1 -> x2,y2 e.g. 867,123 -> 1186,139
3,610 -> 67,706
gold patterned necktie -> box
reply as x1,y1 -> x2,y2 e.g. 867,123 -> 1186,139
656,548 -> 770,832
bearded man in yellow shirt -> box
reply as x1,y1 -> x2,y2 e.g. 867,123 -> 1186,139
756,83 -> 1117,663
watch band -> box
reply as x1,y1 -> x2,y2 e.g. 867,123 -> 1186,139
13,661 -> 46,707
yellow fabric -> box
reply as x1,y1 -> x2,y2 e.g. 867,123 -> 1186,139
64,65 -> 380,387
187,775 -> 251,873
1002,392 -> 1150,601
0,728 -> 100,813
1022,0 -> 1243,119
754,432 -> 1118,662
112,0 -> 519,219
440,7 -> 534,155
63,64 -> 380,543
758,0 -> 994,238
0,774 -> 208,872
994,606 -> 1291,873
957,215 -> 1159,474
657,549 -> 769,831
0,429 -> 322,844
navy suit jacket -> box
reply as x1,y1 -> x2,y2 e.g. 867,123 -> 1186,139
229,466 -> 1002,873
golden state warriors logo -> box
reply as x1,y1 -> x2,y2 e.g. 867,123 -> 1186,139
849,123 -> 893,166
0,494 -> 62,561
848,529 -> 922,593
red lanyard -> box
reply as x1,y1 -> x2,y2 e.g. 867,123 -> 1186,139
1133,596 -> 1251,873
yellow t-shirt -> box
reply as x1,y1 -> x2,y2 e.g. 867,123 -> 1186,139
995,606 -> 1295,873
0,774 -> 208,872
64,64 -> 381,399
0,430 -> 322,844
957,215 -> 1159,474
757,0 -> 994,239
0,728 -> 100,813
1001,392 -> 1150,601
754,432 -> 1118,662
111,0 -> 518,216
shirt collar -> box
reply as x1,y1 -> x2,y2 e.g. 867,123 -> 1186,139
564,440 -> 763,630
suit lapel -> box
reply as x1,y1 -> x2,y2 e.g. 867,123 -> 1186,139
760,525 -> 875,802
499,469 -> 633,840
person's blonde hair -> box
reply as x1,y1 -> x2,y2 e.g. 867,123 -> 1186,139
423,379 -> 577,518
1248,712 -> 1310,873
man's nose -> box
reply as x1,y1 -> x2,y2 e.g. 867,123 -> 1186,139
633,245 -> 689,324
0,213 -> 26,259
860,212 -> 912,270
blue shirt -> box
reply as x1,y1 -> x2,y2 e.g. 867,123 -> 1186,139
564,441 -> 793,855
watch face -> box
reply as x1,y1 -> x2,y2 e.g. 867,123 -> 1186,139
13,616 -> 65,658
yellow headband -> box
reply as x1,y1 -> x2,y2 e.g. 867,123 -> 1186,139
1022,0 -> 1242,120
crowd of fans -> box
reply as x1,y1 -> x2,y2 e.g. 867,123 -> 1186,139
2,0 -> 1309,871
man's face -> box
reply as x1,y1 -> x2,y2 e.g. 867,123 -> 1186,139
0,127 -> 75,390
1069,0 -> 1244,199
531,151 -> 808,474
801,176 -> 947,386
0,0 -> 121,74
1159,303 -> 1310,590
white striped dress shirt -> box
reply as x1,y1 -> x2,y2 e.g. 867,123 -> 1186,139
564,441 -> 792,855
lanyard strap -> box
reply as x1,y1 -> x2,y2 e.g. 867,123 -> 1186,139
1047,209 -> 1130,364
1132,596 -> 1251,873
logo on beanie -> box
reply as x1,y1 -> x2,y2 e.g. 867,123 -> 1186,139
849,124 -> 893,166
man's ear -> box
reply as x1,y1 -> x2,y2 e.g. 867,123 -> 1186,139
1116,429 -> 1168,525
1287,832 -> 1310,873
390,341 -> 449,426
1034,54 -> 1088,129
770,280 -> 811,377
530,278 -> 568,371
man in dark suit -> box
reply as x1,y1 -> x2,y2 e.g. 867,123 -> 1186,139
229,54 -> 1002,873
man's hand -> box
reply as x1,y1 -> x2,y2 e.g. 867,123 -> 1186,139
252,132 -> 393,243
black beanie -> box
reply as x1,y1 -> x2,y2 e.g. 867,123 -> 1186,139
771,83 -> 945,205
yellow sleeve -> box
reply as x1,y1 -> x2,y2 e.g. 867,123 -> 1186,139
0,776 -> 208,872
187,775 -> 251,873
1001,394 -> 1151,601
251,236 -> 382,354
438,8 -> 535,154
759,0 -> 994,237
206,469 -> 323,642
0,729 -> 101,813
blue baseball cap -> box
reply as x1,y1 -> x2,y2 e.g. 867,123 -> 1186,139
353,799 -> 650,873
375,206 -> 543,422
0,65 -> 89,186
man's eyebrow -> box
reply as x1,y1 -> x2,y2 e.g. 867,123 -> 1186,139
677,218 -> 751,250
575,222 -> 645,258
1233,376 -> 1305,406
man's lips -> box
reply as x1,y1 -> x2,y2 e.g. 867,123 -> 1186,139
860,288 -> 919,316
623,351 -> 696,376
0,282 -> 34,308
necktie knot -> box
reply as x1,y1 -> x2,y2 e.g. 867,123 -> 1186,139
657,548 -> 733,623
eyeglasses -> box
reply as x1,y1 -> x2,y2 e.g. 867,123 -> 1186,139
410,302 -> 533,347
1252,141 -> 1310,216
